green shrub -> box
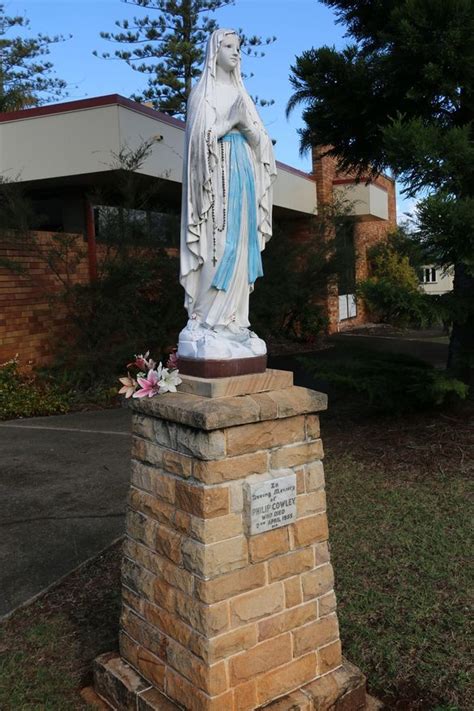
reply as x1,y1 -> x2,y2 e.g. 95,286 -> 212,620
358,236 -> 437,328
299,349 -> 468,414
49,248 -> 184,388
0,359 -> 72,420
250,216 -> 336,343
358,277 -> 437,328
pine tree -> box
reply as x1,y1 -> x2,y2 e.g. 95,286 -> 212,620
287,0 -> 474,383
0,3 -> 69,111
96,0 -> 275,118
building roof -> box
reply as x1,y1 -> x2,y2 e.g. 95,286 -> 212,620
0,94 -> 317,216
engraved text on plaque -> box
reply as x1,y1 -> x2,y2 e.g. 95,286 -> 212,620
246,474 -> 297,535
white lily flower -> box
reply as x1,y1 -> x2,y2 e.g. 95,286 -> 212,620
159,367 -> 182,393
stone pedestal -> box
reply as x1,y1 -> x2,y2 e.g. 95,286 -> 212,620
94,371 -> 366,711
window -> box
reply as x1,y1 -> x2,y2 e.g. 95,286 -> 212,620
420,267 -> 437,284
94,206 -> 179,246
336,220 -> 357,321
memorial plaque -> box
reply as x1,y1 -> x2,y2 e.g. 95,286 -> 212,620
246,474 -> 297,536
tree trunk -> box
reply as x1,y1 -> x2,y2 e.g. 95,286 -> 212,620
447,262 -> 474,386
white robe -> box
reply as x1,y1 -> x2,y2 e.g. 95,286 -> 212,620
179,29 -> 277,333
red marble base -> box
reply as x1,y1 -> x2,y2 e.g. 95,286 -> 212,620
178,354 -> 267,378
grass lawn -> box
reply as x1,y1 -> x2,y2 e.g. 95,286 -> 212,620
0,348 -> 472,709
322,407 -> 473,710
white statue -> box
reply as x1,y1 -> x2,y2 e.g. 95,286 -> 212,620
178,28 -> 277,362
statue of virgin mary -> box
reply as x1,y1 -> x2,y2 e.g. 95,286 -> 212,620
178,28 -> 277,365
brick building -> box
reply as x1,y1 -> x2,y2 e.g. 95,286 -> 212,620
0,95 -> 396,367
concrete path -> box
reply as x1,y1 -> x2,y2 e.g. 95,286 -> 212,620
0,408 -> 132,617
329,332 -> 449,368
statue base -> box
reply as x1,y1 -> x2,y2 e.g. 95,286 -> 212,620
178,354 -> 267,378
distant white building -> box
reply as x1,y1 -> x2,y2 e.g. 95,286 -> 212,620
419,265 -> 454,295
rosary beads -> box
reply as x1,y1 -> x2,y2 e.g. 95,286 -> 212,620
206,129 -> 227,267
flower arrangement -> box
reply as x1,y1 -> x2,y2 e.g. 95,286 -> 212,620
119,350 -> 181,399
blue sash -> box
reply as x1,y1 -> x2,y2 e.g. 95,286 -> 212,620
212,133 -> 263,291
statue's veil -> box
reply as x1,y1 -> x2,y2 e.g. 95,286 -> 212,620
180,28 -> 276,311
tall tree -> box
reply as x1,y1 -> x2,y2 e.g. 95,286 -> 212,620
0,3 -> 69,111
96,0 -> 275,118
287,0 -> 474,383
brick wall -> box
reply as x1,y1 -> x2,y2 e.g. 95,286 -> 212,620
0,231 -> 89,368
312,148 -> 397,332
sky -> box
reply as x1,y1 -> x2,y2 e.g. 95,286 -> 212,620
9,0 -> 409,215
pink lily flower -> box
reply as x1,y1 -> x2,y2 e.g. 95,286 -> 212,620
133,366 -> 162,398
118,373 -> 137,399
166,349 -> 178,370
128,350 -> 156,371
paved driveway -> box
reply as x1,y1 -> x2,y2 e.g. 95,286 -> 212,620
0,408 -> 132,617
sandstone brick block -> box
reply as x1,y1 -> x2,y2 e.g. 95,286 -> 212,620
249,391 -> 279,419
314,541 -> 330,566
165,667 -> 233,711
136,645 -> 166,690
130,460 -> 153,493
162,448 -> 193,478
233,678 -> 258,711
301,564 -> 335,601
152,578 -> 176,613
295,468 -> 305,494
267,387 -> 327,419
132,414 -> 154,440
133,438 -> 193,478
175,590 -> 229,637
131,461 -> 175,504
230,582 -> 284,627
131,385 -> 326,431
122,557 -> 155,602
119,630 -> 139,668
249,527 -> 290,563
302,658 -> 366,710
318,639 -> 342,675
166,639 -> 227,695
137,688 -> 179,711
143,602 -> 207,662
229,633 -> 292,685
271,440 -> 324,469
129,487 -> 175,528
125,539 -> 194,595
319,590 -> 337,617
182,536 -> 248,578
258,601 -> 317,642
284,576 -> 303,608
194,451 -> 268,484
305,461 -> 325,492
153,419 -> 226,460
296,491 -> 326,518
256,652 -> 317,706
292,514 -> 329,548
305,415 -> 320,440
126,510 -> 157,549
262,689 -> 311,710
268,548 -> 314,582
207,624 -> 258,664
194,512 -> 244,544
176,510 -> 243,544
229,480 -> 244,513
293,613 -> 339,657
122,584 -> 145,617
195,563 -> 266,604
175,480 -> 229,518
121,607 -> 166,661
226,416 -> 306,456
154,524 -> 183,565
